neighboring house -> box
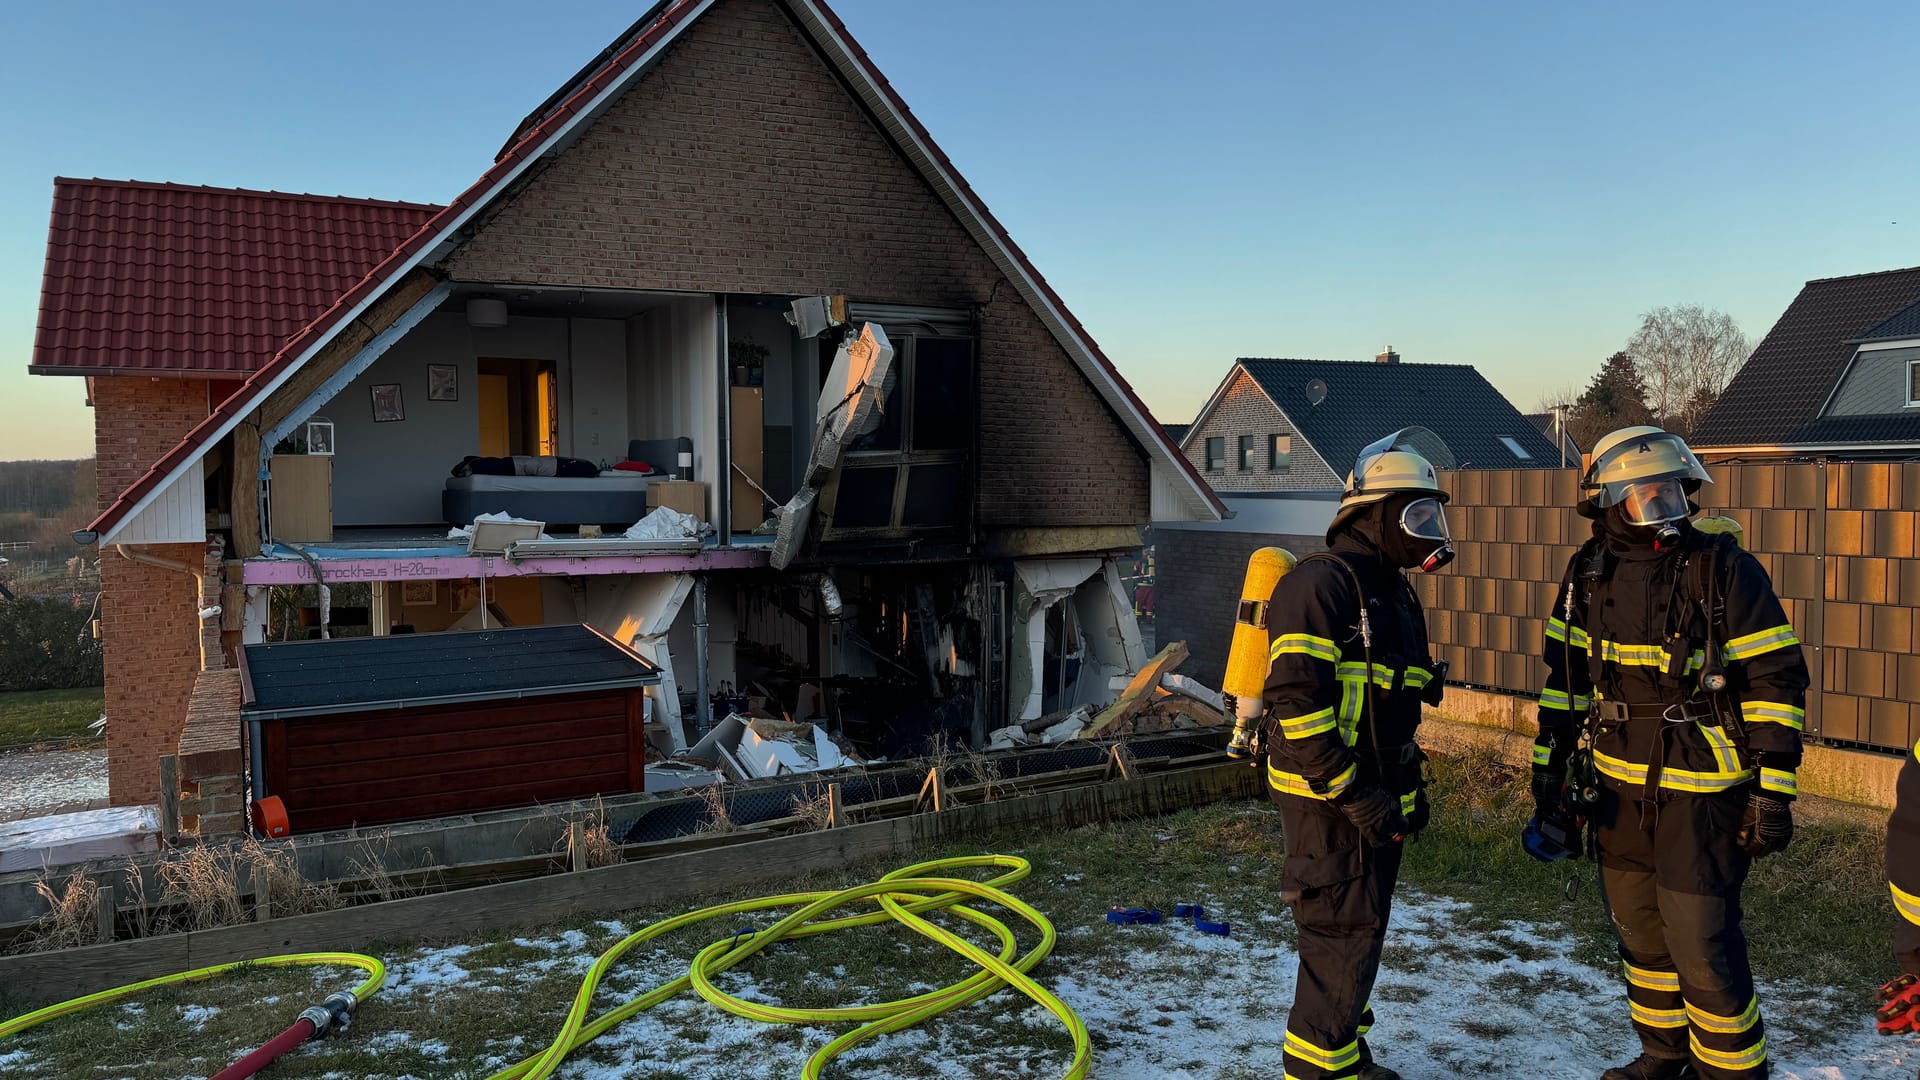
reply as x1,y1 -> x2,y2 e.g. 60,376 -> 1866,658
1177,349 -> 1563,492
1693,265 -> 1920,458
28,0 -> 1221,828
1524,412 -> 1582,466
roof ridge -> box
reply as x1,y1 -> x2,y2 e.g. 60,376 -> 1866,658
1238,356 -> 1473,368
54,177 -> 444,212
1803,264 -> 1920,285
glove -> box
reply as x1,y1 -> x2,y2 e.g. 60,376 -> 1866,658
1335,785 -> 1407,848
1736,792 -> 1792,858
1530,769 -> 1564,817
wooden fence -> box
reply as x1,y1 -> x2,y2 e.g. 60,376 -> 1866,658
1415,461 -> 1920,755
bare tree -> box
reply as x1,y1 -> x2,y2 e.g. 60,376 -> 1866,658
1625,305 -> 1749,436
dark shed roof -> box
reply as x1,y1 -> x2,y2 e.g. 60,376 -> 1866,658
1239,358 -> 1562,473
243,625 -> 658,720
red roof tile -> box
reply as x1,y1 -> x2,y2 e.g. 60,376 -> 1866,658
31,179 -> 440,376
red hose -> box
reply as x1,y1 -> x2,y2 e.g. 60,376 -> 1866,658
207,1018 -> 315,1080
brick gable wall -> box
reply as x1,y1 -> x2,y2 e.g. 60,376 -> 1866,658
91,376 -> 211,804
446,0 -> 1146,526
1184,369 -> 1341,491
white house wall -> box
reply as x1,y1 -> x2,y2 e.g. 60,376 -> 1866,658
108,459 -> 205,545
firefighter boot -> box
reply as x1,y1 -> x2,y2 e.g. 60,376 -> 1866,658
1601,1054 -> 1695,1080
1355,1039 -> 1400,1080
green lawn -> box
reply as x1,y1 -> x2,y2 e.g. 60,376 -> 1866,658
0,687 -> 103,749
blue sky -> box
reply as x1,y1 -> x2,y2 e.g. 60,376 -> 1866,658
2,0 -> 1916,462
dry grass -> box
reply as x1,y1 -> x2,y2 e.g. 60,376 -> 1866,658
157,844 -> 244,931
239,837 -> 341,917
693,783 -> 738,835
788,783 -> 838,831
10,869 -> 99,953
343,829 -> 437,903
957,742 -> 1006,801
565,798 -> 622,869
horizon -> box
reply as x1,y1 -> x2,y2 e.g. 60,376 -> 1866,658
3,0 -> 1917,461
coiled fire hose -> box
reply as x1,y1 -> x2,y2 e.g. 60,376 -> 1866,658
0,854 -> 1091,1080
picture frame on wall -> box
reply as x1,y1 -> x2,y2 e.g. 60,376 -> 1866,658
401,580 -> 437,607
428,364 -> 458,402
370,383 -> 405,422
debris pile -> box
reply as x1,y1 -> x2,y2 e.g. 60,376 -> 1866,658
682,713 -> 867,781
987,641 -> 1228,749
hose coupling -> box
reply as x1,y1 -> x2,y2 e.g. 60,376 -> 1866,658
298,1005 -> 335,1039
323,991 -> 358,1029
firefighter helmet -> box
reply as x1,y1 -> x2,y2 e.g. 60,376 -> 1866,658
1329,428 -> 1450,540
1578,426 -> 1712,521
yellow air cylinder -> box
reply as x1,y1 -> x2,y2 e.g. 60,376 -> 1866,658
1224,546 -> 1297,757
1694,515 -> 1744,547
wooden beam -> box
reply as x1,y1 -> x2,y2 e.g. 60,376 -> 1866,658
158,756 -> 179,843
1083,641 -> 1189,738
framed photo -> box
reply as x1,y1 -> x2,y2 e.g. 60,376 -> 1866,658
428,364 -> 458,402
449,579 -> 479,614
370,383 -> 405,423
400,580 -> 437,607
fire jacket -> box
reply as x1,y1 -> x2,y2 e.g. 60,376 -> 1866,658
1534,526 -> 1808,800
1263,539 -> 1435,815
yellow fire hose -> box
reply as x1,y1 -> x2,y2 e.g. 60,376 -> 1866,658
1,854 -> 1091,1080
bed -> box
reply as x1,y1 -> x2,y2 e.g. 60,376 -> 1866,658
441,438 -> 691,527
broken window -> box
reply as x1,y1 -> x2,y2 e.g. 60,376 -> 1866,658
827,309 -> 975,537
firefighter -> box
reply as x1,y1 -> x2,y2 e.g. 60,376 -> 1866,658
1528,426 -> 1807,1080
1877,742 -> 1920,1033
1263,430 -> 1454,1080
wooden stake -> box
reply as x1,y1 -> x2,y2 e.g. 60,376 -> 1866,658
915,766 -> 946,812
158,756 -> 180,843
96,882 -> 116,944
569,821 -> 587,873
1105,743 -> 1136,781
826,783 -> 845,828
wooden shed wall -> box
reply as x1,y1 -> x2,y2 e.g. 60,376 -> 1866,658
260,688 -> 645,833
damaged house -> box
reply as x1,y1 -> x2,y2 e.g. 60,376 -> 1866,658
29,0 -> 1221,836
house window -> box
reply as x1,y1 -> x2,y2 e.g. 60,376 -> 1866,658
1270,434 -> 1292,472
1498,436 -> 1533,460
1238,435 -> 1259,471
1205,437 -> 1225,471
1908,360 -> 1920,407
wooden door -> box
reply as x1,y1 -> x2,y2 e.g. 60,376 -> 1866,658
478,373 -> 511,456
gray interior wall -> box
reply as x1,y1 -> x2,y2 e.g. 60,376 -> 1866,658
1827,345 -> 1920,416
326,312 -> 628,525
628,295 -> 718,500
566,318 -> 630,464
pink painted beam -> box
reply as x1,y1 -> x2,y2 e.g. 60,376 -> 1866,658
242,549 -> 765,585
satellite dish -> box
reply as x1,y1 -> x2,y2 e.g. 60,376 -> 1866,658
1305,378 -> 1329,406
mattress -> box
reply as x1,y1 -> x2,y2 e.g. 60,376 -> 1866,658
446,473 -> 653,493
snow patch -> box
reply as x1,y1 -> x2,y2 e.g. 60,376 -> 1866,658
177,1004 -> 220,1031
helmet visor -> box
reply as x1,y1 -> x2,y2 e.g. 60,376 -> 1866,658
1400,497 -> 1451,544
1616,478 -> 1692,526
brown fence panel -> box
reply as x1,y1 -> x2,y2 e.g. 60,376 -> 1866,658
1426,461 -> 1917,754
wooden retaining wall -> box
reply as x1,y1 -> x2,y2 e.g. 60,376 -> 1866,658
0,759 -> 1258,1009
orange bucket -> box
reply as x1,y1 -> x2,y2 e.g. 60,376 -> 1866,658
251,796 -> 290,838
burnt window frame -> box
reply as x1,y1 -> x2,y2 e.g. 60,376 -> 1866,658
820,306 -> 977,541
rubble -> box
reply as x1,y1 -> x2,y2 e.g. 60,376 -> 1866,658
1077,641 -> 1232,739
625,506 -> 711,541
681,712 -> 866,781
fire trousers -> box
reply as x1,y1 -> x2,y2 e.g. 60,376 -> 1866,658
1272,793 -> 1400,1080
1595,782 -> 1768,1078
